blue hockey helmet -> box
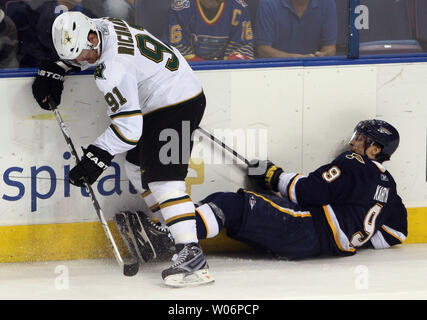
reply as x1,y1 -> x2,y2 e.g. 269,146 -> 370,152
353,119 -> 400,162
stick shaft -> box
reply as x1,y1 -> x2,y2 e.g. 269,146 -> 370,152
51,108 -> 126,268
197,127 -> 250,165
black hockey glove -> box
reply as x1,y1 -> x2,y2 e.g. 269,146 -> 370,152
69,145 -> 114,187
32,60 -> 66,111
247,159 -> 284,192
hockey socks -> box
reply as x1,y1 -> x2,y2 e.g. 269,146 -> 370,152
195,203 -> 225,240
195,191 -> 245,239
141,190 -> 166,226
148,181 -> 199,245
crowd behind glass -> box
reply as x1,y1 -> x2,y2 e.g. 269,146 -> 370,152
0,0 -> 425,70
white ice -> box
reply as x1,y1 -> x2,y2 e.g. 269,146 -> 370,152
1,243 -> 427,300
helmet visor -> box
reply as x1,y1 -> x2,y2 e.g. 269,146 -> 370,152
349,131 -> 375,148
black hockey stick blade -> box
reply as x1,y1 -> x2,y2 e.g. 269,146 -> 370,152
123,260 -> 139,277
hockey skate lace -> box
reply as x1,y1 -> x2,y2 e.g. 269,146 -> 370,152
146,217 -> 168,234
153,222 -> 168,234
147,218 -> 175,244
170,246 -> 190,268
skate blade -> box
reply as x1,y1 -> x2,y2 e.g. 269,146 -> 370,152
164,269 -> 215,288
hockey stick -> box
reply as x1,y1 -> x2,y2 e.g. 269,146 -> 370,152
197,127 -> 250,165
48,98 -> 139,277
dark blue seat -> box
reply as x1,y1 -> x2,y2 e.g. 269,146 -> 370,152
358,0 -> 422,54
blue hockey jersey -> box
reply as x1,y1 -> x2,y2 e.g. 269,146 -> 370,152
278,151 -> 408,256
163,0 -> 254,60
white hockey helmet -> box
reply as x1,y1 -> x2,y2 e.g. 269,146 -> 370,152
52,11 -> 100,62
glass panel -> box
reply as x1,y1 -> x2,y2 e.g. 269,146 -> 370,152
358,0 -> 424,55
3,0 -> 108,69
1,0 -> 427,70
151,0 -> 342,61
153,0 -> 256,61
336,0 -> 349,56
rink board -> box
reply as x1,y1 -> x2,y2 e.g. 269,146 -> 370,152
1,60 -> 427,262
0,208 -> 425,263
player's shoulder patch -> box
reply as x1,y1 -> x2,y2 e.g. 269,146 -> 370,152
98,25 -> 110,37
94,62 -> 107,80
172,0 -> 191,11
334,151 -> 366,169
234,0 -> 248,8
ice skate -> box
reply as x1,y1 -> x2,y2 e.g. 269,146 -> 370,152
133,211 -> 175,261
162,243 -> 214,288
115,211 -> 174,262
114,212 -> 142,264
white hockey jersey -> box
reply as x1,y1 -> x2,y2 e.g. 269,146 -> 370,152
89,17 -> 203,156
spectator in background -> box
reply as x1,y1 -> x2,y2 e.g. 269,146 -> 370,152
104,0 -> 135,24
163,0 -> 254,61
0,6 -> 19,69
256,0 -> 337,58
7,0 -> 101,67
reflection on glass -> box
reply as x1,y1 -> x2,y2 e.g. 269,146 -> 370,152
6,0 -> 104,68
0,6 -> 19,69
357,0 -> 423,55
161,0 -> 254,62
1,0 -> 427,71
255,0 -> 337,59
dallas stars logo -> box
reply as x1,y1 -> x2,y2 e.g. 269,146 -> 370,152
94,63 -> 106,80
63,31 -> 72,45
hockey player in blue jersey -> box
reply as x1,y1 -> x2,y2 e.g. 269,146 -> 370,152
163,0 -> 254,61
134,119 -> 407,261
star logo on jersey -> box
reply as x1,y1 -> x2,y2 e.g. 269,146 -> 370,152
63,31 -> 72,45
94,63 -> 106,80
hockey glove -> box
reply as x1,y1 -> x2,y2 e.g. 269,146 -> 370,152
69,145 -> 114,187
247,159 -> 283,192
32,60 -> 66,110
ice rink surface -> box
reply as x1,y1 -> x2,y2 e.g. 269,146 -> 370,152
1,243 -> 427,301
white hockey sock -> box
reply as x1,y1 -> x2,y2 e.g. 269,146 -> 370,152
148,181 -> 198,245
124,160 -> 165,224
141,190 -> 165,225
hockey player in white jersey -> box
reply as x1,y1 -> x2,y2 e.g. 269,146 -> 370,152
31,12 -> 213,287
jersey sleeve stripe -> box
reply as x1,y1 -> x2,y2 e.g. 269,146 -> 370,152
381,225 -> 407,243
323,205 -> 356,254
370,230 -> 391,249
243,190 -> 312,218
109,124 -> 139,145
288,174 -> 302,204
370,225 -> 406,249
110,110 -> 142,120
